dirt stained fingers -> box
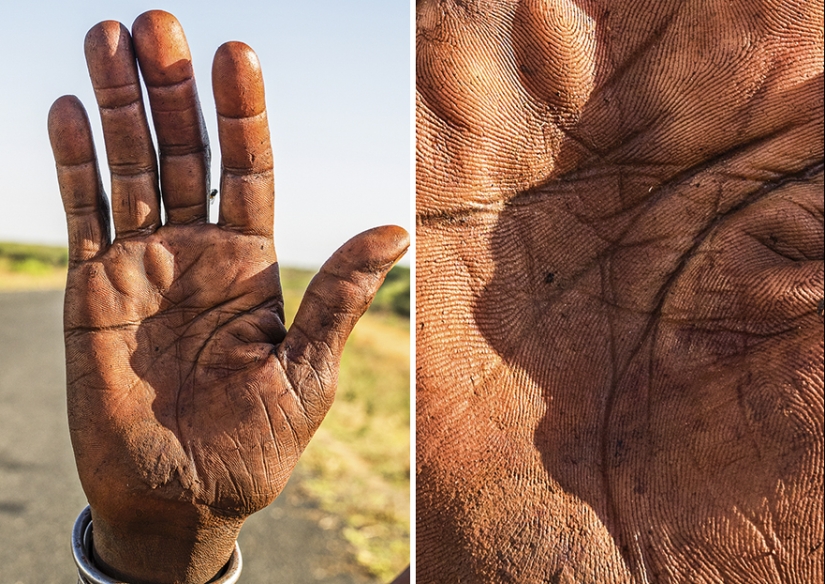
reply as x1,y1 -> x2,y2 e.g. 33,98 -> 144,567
212,41 -> 275,238
84,20 -> 161,237
282,225 -> 410,419
132,10 -> 211,226
47,96 -> 111,263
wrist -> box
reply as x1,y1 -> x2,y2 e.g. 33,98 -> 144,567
73,506 -> 243,584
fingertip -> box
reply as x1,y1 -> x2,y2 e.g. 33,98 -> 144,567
84,21 -> 135,89
131,10 -> 192,86
212,41 -> 266,117
48,94 -> 83,128
375,224 -> 411,257
48,96 -> 95,166
84,20 -> 127,55
337,225 -> 411,274
132,9 -> 179,30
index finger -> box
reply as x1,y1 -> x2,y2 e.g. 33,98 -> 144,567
212,41 -> 275,236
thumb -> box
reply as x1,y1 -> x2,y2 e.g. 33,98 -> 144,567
278,225 -> 409,414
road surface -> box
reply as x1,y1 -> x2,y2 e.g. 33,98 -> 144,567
0,290 -> 373,584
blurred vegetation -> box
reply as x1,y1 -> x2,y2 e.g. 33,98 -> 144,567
0,242 -> 68,290
0,242 -> 69,268
369,265 -> 410,319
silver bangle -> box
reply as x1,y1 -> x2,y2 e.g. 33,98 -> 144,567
72,505 -> 242,584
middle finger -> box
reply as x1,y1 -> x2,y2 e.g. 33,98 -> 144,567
132,10 -> 210,225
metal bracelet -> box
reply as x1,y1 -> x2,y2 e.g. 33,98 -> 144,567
72,505 -> 242,584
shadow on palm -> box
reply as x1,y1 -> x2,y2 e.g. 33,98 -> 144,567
473,11 -> 823,579
112,226 -> 294,513
416,0 -> 820,581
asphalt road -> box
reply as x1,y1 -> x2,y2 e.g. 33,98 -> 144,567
0,290 -> 373,584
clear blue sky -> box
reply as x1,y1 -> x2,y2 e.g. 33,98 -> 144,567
0,0 -> 411,267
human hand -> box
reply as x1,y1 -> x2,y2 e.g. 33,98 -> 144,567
416,1 -> 822,582
49,11 -> 408,583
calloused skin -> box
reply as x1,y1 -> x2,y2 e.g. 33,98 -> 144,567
417,0 -> 822,583
48,11 -> 408,584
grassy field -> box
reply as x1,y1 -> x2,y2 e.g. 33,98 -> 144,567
0,243 -> 411,580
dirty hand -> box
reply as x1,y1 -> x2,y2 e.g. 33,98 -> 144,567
49,11 -> 408,583
416,1 -> 822,582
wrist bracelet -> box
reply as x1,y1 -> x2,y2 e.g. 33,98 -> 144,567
72,506 -> 243,584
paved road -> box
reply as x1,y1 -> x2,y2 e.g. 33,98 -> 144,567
0,290 -> 373,584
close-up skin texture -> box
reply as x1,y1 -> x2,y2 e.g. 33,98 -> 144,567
416,0 -> 823,583
48,10 -> 408,584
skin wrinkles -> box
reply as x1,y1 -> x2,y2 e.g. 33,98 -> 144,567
416,0 -> 823,582
50,10 -> 409,584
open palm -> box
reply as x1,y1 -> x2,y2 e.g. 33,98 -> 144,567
49,11 -> 408,584
416,1 -> 822,582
